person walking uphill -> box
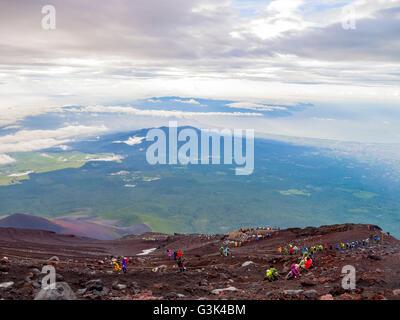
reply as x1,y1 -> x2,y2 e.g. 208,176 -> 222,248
122,257 -> 129,273
286,264 -> 300,280
173,251 -> 177,261
264,266 -> 279,282
167,250 -> 172,261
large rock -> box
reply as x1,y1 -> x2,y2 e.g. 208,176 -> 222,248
304,290 -> 318,299
85,279 -> 103,291
319,294 -> 334,300
34,282 -> 77,300
47,256 -> 60,262
283,289 -> 304,296
241,261 -> 253,267
211,286 -> 238,295
0,281 -> 14,289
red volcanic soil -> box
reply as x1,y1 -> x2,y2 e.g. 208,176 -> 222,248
0,223 -> 399,300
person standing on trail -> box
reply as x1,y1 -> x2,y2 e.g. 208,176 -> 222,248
122,257 -> 129,273
112,258 -> 121,272
177,257 -> 185,272
173,251 -> 177,261
167,250 -> 172,261
177,250 -> 183,259
220,246 -> 224,256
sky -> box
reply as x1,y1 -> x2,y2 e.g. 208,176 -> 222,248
0,0 -> 400,163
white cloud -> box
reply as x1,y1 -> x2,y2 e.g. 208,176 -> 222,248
0,154 -> 15,165
113,136 -> 145,146
69,105 -> 263,118
0,125 -> 107,154
173,98 -> 200,104
226,102 -> 288,111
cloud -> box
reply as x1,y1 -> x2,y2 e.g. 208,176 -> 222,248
0,154 -> 16,165
173,98 -> 201,104
226,102 -> 288,111
68,105 -> 263,118
113,136 -> 145,146
0,125 -> 107,154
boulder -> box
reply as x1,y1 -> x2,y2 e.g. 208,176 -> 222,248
392,289 -> 400,296
283,289 -> 304,296
241,261 -> 253,267
211,286 -> 238,295
34,282 -> 76,300
319,294 -> 334,300
304,290 -> 317,299
85,279 -> 103,291
0,281 -> 14,289
48,256 -> 60,262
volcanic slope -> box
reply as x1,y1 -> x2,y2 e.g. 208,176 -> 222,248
0,223 -> 399,300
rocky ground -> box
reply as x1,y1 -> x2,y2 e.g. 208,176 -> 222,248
0,223 -> 399,300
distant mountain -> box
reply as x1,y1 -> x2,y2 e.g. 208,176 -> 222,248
0,213 -> 151,240
0,213 -> 63,233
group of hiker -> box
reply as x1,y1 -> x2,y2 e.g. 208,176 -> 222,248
265,233 -> 384,282
167,249 -> 185,272
265,249 -> 314,282
219,246 -> 231,256
278,234 -> 382,256
111,257 -> 129,273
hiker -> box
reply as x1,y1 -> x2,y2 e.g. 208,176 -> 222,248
304,257 -> 312,270
112,258 -> 121,272
289,247 -> 294,255
278,247 -> 283,254
264,266 -> 279,282
177,250 -> 183,260
224,247 -> 230,256
121,257 -> 129,273
220,246 -> 225,256
286,264 -> 300,280
173,251 -> 178,261
293,246 -> 298,254
177,257 -> 185,272
167,250 -> 172,261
